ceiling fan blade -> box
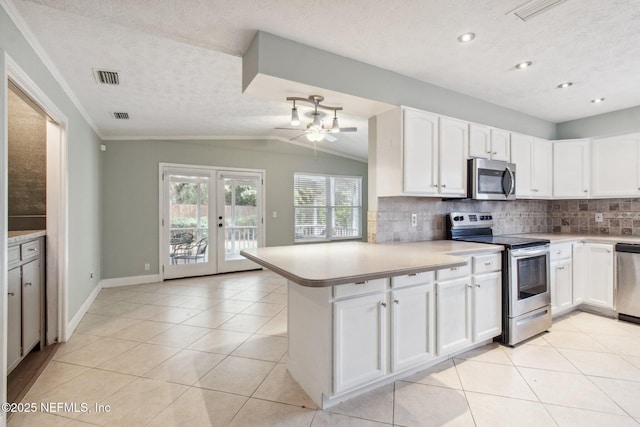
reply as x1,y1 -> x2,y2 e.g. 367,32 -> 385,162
275,127 -> 305,131
324,134 -> 337,142
290,134 -> 307,141
338,127 -> 357,132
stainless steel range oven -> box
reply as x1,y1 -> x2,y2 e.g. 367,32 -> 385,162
447,212 -> 551,345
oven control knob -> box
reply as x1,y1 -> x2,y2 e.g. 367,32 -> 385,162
488,215 -> 493,220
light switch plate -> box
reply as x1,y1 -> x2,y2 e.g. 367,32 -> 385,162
411,213 -> 417,227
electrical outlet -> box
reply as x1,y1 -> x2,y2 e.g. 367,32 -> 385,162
144,263 -> 150,271
411,213 -> 418,227
595,213 -> 603,223
272,211 -> 277,218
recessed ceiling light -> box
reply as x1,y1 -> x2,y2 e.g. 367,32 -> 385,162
557,82 -> 573,89
515,61 -> 532,70
457,32 -> 475,43
591,98 -> 605,104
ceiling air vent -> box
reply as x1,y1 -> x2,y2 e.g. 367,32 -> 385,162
94,69 -> 120,85
112,112 -> 129,120
511,0 -> 567,21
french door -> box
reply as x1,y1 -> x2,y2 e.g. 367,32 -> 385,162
161,165 -> 263,280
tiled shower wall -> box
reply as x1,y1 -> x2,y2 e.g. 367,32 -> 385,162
368,197 -> 549,243
548,198 -> 640,236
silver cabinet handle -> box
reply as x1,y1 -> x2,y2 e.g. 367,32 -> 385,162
492,152 -> 497,155
24,282 -> 32,287
28,248 -> 36,252
394,299 -> 399,304
8,292 -> 14,296
354,281 -> 366,285
441,184 -> 447,188
557,266 -> 565,271
476,284 -> 481,288
466,284 -> 473,288
408,273 -> 417,277
484,261 -> 492,266
380,302 -> 387,308
532,189 -> 539,192
584,190 -> 588,193
432,184 -> 438,188
451,267 -> 458,271
556,250 -> 561,254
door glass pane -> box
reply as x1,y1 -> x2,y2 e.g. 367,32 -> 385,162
223,177 -> 259,261
169,174 -> 209,265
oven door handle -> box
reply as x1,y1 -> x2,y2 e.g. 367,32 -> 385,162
504,166 -> 516,198
510,248 -> 549,258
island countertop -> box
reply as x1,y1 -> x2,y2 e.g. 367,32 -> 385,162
241,240 -> 502,287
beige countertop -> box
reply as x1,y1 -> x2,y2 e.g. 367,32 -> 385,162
8,230 -> 46,245
512,232 -> 640,245
241,240 -> 502,287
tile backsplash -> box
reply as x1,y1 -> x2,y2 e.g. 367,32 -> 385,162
548,199 -> 640,236
369,197 -> 549,243
369,197 -> 640,243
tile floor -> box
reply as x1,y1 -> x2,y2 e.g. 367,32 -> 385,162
8,270 -> 640,426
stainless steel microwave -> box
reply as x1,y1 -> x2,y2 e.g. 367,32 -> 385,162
468,158 -> 516,200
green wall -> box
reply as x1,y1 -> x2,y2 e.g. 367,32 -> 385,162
1,5 -> 102,321
101,138 -> 368,279
556,105 -> 640,139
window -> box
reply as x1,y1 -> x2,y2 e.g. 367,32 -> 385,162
294,173 -> 362,242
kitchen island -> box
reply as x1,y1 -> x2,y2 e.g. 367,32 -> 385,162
241,240 -> 504,408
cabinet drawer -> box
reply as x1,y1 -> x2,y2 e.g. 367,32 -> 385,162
8,246 -> 20,267
436,262 -> 471,281
392,271 -> 435,288
551,243 -> 573,262
21,240 -> 40,260
473,253 -> 502,274
334,278 -> 389,299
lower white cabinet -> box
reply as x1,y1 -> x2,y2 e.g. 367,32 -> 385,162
583,243 -> 614,309
472,272 -> 502,342
391,284 -> 436,372
334,293 -> 387,394
551,258 -> 573,313
7,267 -> 22,370
436,277 -> 472,355
572,242 -> 585,305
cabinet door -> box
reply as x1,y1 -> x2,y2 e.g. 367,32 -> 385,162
469,124 -> 491,159
438,117 -> 468,196
553,140 -> 590,198
436,277 -> 472,355
391,284 -> 435,372
531,138 -> 552,198
490,129 -> 511,162
334,293 -> 387,393
583,244 -> 614,308
472,272 -> 502,342
403,109 -> 438,195
572,242 -> 584,305
22,259 -> 41,354
551,259 -> 573,314
7,267 -> 22,371
510,133 -> 533,197
591,135 -> 640,197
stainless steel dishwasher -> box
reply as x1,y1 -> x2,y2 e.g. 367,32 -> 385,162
616,243 -> 640,323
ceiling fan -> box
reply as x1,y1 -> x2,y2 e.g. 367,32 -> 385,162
275,95 -> 357,142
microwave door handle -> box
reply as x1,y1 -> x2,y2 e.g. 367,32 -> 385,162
504,166 -> 515,197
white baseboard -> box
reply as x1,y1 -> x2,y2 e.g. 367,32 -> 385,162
100,274 -> 162,288
66,282 -> 103,339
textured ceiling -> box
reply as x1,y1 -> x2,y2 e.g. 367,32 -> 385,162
9,0 -> 640,161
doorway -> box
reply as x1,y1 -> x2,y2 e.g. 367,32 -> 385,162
160,164 -> 264,280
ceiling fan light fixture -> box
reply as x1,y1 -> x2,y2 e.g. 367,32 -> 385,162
331,115 -> 340,133
306,131 -> 325,142
311,113 -> 322,129
290,104 -> 300,126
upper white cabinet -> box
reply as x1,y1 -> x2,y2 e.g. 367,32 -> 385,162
469,124 -> 510,162
510,134 -> 552,198
438,117 -> 469,197
404,108 -> 439,195
374,107 -> 467,198
591,133 -> 640,198
553,139 -> 590,198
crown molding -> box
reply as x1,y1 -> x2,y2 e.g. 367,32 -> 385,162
0,0 -> 103,138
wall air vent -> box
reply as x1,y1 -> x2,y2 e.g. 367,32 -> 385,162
94,69 -> 120,85
112,112 -> 129,120
511,0 -> 567,21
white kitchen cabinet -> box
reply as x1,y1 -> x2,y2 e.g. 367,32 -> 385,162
551,259 -> 573,314
553,139 -> 590,198
391,283 -> 436,372
403,108 -> 439,195
7,267 -> 22,371
436,276 -> 472,355
472,272 -> 502,342
572,242 -> 584,305
438,117 -> 469,196
334,293 -> 387,393
591,134 -> 640,198
511,134 -> 552,198
469,125 -> 510,162
22,259 -> 42,353
583,243 -> 614,309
